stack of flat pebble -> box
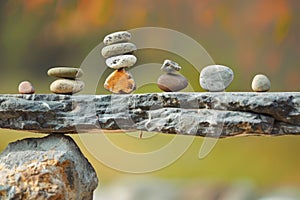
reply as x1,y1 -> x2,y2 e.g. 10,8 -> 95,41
101,31 -> 137,94
48,67 -> 84,94
157,59 -> 188,92
199,65 -> 234,92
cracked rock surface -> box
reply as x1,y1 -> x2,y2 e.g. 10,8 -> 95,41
0,93 -> 299,137
0,134 -> 98,200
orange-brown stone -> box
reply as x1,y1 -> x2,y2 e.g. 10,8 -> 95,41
104,68 -> 136,94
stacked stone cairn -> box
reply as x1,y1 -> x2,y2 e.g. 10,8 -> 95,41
101,31 -> 137,94
48,66 -> 85,94
157,59 -> 188,92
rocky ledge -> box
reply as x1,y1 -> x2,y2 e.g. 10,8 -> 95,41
0,92 -> 299,137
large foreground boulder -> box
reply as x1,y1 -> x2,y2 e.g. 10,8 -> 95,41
0,134 -> 98,200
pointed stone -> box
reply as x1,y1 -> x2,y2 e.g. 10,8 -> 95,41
161,59 -> 181,73
104,69 -> 136,94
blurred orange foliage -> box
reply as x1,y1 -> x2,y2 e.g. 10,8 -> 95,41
1,0 -> 298,91
22,0 -> 52,11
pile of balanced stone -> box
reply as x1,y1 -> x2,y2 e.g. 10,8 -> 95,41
48,67 -> 85,94
157,59 -> 188,92
17,30 -> 272,94
101,31 -> 137,94
18,67 -> 85,95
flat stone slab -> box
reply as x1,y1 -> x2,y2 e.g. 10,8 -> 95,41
0,92 -> 299,137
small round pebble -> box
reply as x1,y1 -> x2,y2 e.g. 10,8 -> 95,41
50,79 -> 85,94
103,31 -> 131,45
18,81 -> 35,94
106,55 -> 137,69
199,65 -> 234,92
251,74 -> 271,92
101,42 -> 137,58
161,59 -> 181,73
48,67 -> 83,79
157,73 -> 188,92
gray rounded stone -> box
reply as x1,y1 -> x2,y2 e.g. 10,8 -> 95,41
50,79 -> 85,94
157,73 -> 188,92
18,81 -> 35,94
106,55 -> 137,69
161,59 -> 181,73
251,74 -> 271,92
199,65 -> 234,92
101,42 -> 137,58
48,67 -> 83,79
103,31 -> 131,45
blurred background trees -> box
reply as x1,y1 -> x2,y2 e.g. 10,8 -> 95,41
0,0 -> 299,93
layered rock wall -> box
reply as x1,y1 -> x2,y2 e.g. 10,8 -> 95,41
0,93 -> 299,137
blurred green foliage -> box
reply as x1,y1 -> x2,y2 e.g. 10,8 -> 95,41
0,0 -> 299,93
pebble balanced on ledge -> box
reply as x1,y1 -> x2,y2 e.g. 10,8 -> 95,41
200,65 -> 234,92
18,81 -> 35,94
102,31 -> 137,94
157,59 -> 188,92
48,66 -> 85,94
251,74 -> 271,92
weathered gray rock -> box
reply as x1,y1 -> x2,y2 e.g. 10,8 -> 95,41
0,93 -> 299,137
0,134 -> 98,200
161,59 -> 181,73
200,65 -> 234,92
